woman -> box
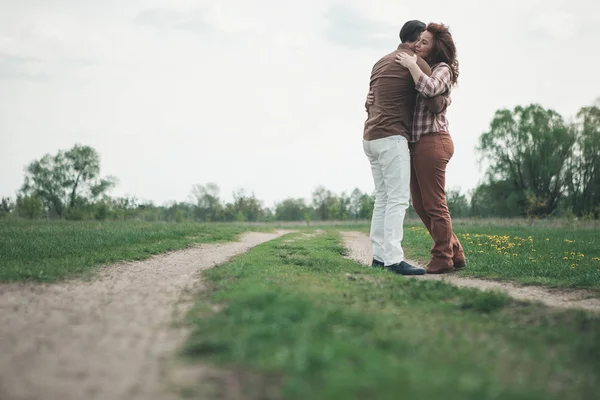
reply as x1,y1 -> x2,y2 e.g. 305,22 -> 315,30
395,23 -> 465,274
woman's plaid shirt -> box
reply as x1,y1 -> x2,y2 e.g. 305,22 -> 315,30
410,62 -> 453,143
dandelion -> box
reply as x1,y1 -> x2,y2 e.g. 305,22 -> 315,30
564,257 -> 569,260
545,238 -> 550,241
571,264 -> 577,269
593,257 -> 600,261
578,254 -> 585,258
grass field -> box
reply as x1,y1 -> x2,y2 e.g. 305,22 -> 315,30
2,219 -> 598,290
397,224 -> 600,291
182,231 -> 600,400
2,220 -> 599,398
0,220 -> 267,282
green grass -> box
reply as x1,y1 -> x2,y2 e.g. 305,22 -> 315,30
0,220 -> 268,282
399,224 -> 600,291
182,231 -> 600,400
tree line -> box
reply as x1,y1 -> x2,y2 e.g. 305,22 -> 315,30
1,100 -> 599,222
473,100 -> 600,219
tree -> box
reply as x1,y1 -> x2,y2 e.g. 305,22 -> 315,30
190,183 -> 223,221
349,188 -> 363,220
0,197 -> 14,218
330,192 -> 351,220
275,198 -> 308,221
446,188 -> 470,218
232,189 -> 264,222
222,203 -> 237,222
566,100 -> 600,218
15,194 -> 44,219
470,181 -> 521,218
477,104 -> 576,216
263,207 -> 275,222
20,144 -> 117,217
312,186 -> 337,220
358,193 -> 375,220
163,201 -> 194,223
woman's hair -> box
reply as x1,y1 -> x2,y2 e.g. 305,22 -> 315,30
425,23 -> 459,85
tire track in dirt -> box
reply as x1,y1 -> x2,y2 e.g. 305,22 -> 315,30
341,231 -> 600,313
0,231 -> 288,400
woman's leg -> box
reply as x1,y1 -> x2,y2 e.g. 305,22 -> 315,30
411,134 -> 460,273
409,144 -> 431,232
412,142 -> 466,260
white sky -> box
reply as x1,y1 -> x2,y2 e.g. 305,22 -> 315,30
1,0 -> 599,207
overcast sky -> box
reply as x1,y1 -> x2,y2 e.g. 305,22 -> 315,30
1,0 -> 599,207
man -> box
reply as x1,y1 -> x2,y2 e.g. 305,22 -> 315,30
363,20 -> 444,275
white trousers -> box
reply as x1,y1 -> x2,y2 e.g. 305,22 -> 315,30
363,136 -> 410,266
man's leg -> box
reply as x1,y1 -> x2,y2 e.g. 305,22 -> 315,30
372,137 -> 410,266
363,140 -> 386,265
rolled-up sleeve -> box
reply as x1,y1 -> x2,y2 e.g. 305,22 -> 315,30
416,64 -> 451,97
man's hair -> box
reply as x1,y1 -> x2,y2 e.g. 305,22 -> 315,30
399,20 -> 426,43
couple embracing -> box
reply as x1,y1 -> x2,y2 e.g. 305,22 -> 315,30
363,20 -> 465,275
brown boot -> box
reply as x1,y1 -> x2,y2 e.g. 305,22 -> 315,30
452,241 -> 467,269
453,252 -> 467,269
426,260 -> 454,274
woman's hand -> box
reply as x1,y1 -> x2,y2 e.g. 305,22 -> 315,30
366,90 -> 374,105
395,52 -> 418,68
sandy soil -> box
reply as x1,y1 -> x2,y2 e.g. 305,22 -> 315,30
341,231 -> 600,313
0,231 -> 287,400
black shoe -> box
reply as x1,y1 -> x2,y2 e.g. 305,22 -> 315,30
371,258 -> 384,268
386,261 -> 426,275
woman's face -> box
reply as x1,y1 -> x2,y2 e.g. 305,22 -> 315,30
415,31 -> 434,60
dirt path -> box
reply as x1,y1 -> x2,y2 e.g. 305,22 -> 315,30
0,231 -> 287,400
341,231 -> 600,313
